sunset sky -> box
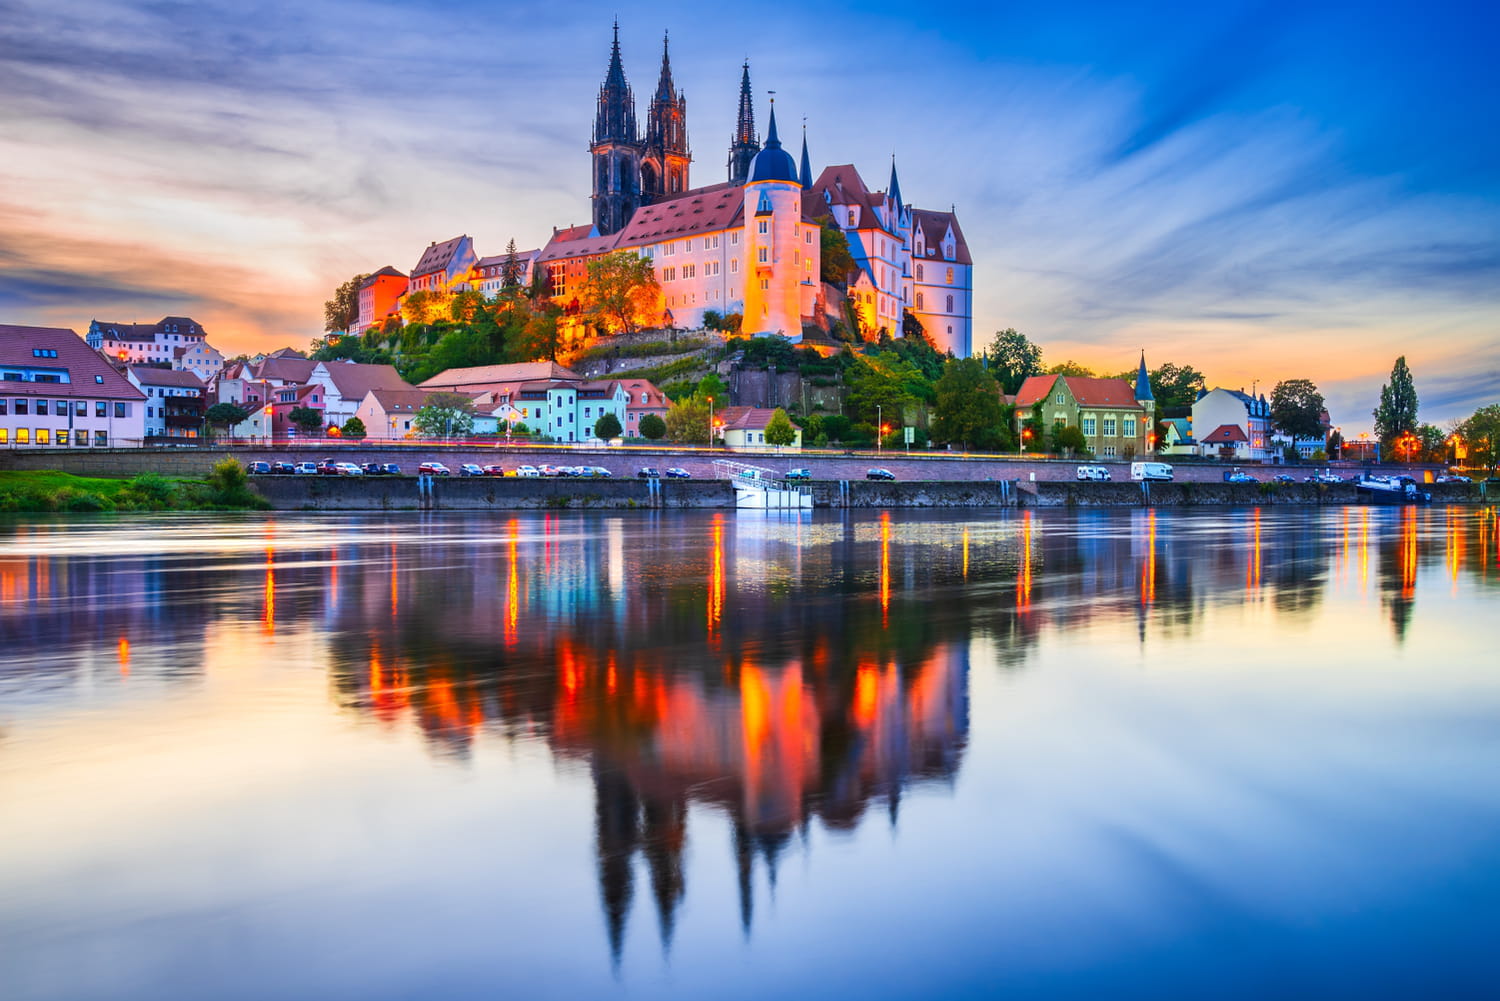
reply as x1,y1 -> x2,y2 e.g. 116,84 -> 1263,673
2,0 -> 1496,431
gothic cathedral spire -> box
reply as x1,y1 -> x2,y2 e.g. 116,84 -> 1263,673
727,61 -> 761,184
643,31 -> 690,201
591,22 -> 642,236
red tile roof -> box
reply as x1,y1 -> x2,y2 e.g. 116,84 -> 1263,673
411,235 -> 470,278
1011,375 -> 1060,409
1012,375 -> 1146,410
419,362 -> 582,392
314,361 -> 411,400
911,209 -> 973,266
718,406 -> 780,431
128,366 -> 205,389
0,324 -> 146,400
615,183 -> 746,246
1202,423 -> 1249,443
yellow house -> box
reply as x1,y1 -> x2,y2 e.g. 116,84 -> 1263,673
719,407 -> 802,450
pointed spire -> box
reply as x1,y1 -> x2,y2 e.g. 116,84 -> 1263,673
1135,350 -> 1154,401
765,99 -> 781,149
888,155 -> 904,211
735,61 -> 755,145
799,121 -> 812,188
594,21 -> 637,145
654,30 -> 675,102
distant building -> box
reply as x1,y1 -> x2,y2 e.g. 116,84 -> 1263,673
308,361 -> 413,427
718,406 -> 802,450
1193,387 -> 1272,461
616,377 -> 670,437
473,251 -> 539,299
87,316 -> 224,381
408,236 -> 478,296
1,324 -> 146,447
127,367 -> 206,440
1012,356 -> 1154,458
1159,417 -> 1197,457
355,266 -> 409,334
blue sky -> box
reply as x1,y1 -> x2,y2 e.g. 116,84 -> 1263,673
1,0 -> 1496,430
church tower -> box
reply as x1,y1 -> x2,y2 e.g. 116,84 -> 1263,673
591,23 -> 642,236
642,33 -> 690,201
726,62 -> 760,184
742,103 -> 804,341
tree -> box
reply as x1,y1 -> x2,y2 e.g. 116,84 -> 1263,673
1054,425 -> 1089,456
819,220 -> 857,286
1047,360 -> 1096,377
583,251 -> 660,334
638,413 -> 666,440
323,273 -> 368,333
1142,362 -> 1207,411
1415,423 -> 1446,463
764,408 -> 797,447
932,357 -> 1005,450
844,355 -> 916,427
204,402 -> 250,438
342,416 -> 367,440
413,392 -> 475,439
500,238 -> 523,291
664,396 -> 710,444
1270,378 -> 1326,440
1458,404 -> 1500,474
1373,356 -> 1419,450
986,328 -> 1044,394
594,412 -> 623,441
289,406 -> 323,437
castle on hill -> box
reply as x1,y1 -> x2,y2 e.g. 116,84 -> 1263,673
535,25 -> 974,356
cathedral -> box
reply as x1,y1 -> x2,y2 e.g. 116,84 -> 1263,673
537,24 -> 974,356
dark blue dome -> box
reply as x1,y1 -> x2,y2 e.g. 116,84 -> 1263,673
749,146 -> 799,184
747,103 -> 800,184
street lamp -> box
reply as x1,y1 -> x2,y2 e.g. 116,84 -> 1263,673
877,404 -> 882,454
707,396 -> 714,450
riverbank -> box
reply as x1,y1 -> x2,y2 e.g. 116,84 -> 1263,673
0,464 -> 268,513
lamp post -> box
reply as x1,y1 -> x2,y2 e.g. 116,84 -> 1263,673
877,404 -> 883,455
707,396 -> 714,451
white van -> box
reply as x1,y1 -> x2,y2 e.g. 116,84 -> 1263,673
1076,465 -> 1111,481
1131,461 -> 1174,482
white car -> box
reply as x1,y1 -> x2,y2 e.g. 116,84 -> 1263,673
334,462 -> 364,476
515,465 -> 541,478
1076,465 -> 1111,481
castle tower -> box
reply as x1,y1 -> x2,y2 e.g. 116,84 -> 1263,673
1135,351 -> 1155,419
726,62 -> 760,185
591,23 -> 642,236
742,102 -> 804,341
798,124 -> 813,189
642,32 -> 691,200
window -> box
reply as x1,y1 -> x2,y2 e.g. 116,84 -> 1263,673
663,267 -> 676,282
760,279 -> 769,290
1082,417 -> 1097,436
916,293 -> 924,309
682,264 -> 695,279
96,402 -> 106,418
1102,445 -> 1117,458
730,259 -> 738,274
75,401 -> 85,416
0,429 -> 6,443
757,247 -> 768,263
730,232 -> 739,245
16,428 -> 29,444
56,430 -> 67,446
946,295 -> 954,312
15,399 -> 27,416
1103,418 -> 1117,437
946,268 -> 954,285
95,431 -> 107,446
1054,393 -> 1064,404
115,402 -> 127,418
916,264 -> 923,281
804,230 -> 813,244
758,220 -> 769,235
664,242 -> 676,257
1124,418 -> 1137,437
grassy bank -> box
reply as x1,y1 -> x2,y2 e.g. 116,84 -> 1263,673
0,459 -> 268,513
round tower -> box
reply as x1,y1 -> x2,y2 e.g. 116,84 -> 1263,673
741,103 -> 803,342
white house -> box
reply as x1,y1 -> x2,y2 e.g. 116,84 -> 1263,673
1,324 -> 146,447
127,367 -> 206,440
1192,388 -> 1272,461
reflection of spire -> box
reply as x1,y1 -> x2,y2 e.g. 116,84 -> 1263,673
642,797 -> 687,951
593,764 -> 640,966
733,819 -> 754,936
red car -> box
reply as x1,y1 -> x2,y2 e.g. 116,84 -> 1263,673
482,465 -> 506,476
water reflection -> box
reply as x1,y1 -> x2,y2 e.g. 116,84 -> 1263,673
2,506 -> 1498,986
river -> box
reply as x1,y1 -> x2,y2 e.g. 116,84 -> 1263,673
1,507 -> 1497,999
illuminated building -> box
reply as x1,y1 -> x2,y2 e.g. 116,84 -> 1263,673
1012,355 -> 1156,458
0,323 -> 146,447
126,366 -> 206,440
86,315 -> 224,382
354,266 -> 409,335
1193,386 -> 1273,461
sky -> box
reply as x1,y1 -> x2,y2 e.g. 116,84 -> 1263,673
2,0 -> 1497,432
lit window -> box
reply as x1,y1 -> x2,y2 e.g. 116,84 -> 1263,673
946,268 -> 954,284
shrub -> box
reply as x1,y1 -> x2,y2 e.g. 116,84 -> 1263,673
125,473 -> 176,508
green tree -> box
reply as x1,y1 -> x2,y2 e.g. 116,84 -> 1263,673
500,238 -> 523,291
413,392 -> 475,439
584,251 -> 660,334
845,355 -> 917,427
594,412 -> 623,440
341,416 -> 367,440
323,273 -> 368,333
1047,360 -> 1096,377
697,371 -> 729,403
638,412 -> 667,440
1054,425 -> 1089,456
819,220 -> 857,286
1458,404 -> 1500,474
1373,356 -> 1419,450
1270,378 -> 1326,440
702,309 -> 724,332
764,408 -> 797,447
986,328 -> 1044,394
289,406 -> 324,437
1415,423 -> 1446,462
665,396 -> 710,444
932,357 -> 1005,450
204,402 -> 250,438
1140,362 -> 1207,411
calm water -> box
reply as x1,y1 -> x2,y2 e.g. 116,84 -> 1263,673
2,507 -> 1498,1000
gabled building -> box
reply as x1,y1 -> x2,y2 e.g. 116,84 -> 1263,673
1192,387 -> 1272,461
473,251 -> 538,299
87,315 -> 223,379
1,324 -> 146,447
1159,418 -> 1197,457
718,406 -> 801,450
353,388 -> 480,440
616,378 -> 670,437
408,236 -> 478,295
309,360 -> 413,427
356,266 -> 409,334
1012,356 -> 1154,458
127,366 -> 205,440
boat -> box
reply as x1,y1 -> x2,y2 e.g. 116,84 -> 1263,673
1355,473 -> 1432,505
713,459 -> 813,510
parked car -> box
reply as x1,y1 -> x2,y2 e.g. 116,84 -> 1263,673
665,467 -> 692,479
1437,474 -> 1471,483
1305,472 -> 1342,484
539,465 -> 561,477
785,468 -> 812,480
247,461 -> 271,475
271,461 -> 297,475
418,462 -> 452,476
318,458 -> 339,475
482,465 -> 506,477
1076,465 -> 1111,481
295,462 -> 318,475
1223,469 -> 1256,483
1273,473 -> 1296,484
515,465 -> 541,478
590,466 -> 612,478
383,463 -> 402,476
362,462 -> 385,475
335,462 -> 364,476
638,467 -> 661,478
866,468 -> 896,480
458,463 -> 484,477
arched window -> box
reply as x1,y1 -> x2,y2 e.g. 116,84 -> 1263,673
916,264 -> 923,281
916,293 -> 924,309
